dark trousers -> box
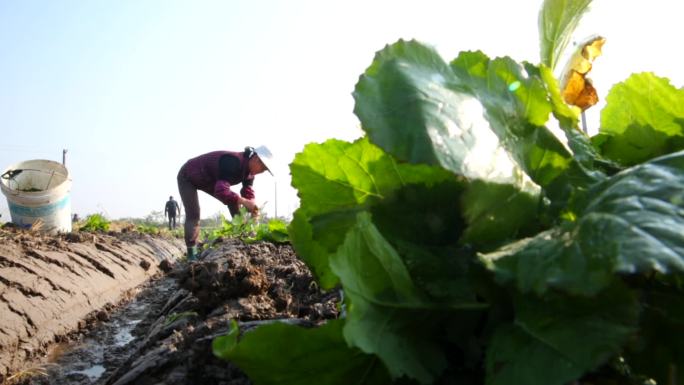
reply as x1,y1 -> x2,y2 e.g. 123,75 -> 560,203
177,168 -> 200,247
168,215 -> 177,229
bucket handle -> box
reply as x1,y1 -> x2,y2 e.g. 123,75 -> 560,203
1,169 -> 23,180
1,168 -> 68,192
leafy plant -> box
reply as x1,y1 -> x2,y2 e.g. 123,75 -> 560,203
214,1 -> 684,385
78,213 -> 110,232
201,208 -> 289,246
136,224 -> 160,235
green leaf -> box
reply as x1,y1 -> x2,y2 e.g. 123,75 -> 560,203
264,219 -> 289,242
480,227 -> 615,296
288,210 -> 341,289
212,319 -> 240,357
486,284 -> 639,385
289,138 -> 455,289
290,137 -> 454,218
594,72 -> 684,166
581,151 -> 684,275
460,180 -> 541,248
538,0 -> 593,71
481,150 -> 684,295
353,40 -> 525,185
331,212 -> 421,304
451,52 -> 573,188
213,320 -> 391,385
343,293 -> 447,385
331,213 -> 484,384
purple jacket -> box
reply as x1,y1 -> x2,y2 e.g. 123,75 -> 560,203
179,151 -> 255,210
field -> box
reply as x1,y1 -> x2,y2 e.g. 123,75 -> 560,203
0,225 -> 337,384
5,1 -> 684,384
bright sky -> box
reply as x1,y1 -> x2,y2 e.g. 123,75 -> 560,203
1,0 -> 683,221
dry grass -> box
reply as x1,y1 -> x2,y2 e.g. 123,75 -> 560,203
3,365 -> 50,385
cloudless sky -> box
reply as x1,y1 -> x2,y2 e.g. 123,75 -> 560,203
1,0 -> 683,221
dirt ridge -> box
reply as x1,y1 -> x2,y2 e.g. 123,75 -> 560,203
0,227 -> 184,382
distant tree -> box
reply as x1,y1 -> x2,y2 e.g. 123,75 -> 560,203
145,210 -> 165,224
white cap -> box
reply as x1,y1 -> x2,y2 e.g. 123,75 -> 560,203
253,145 -> 273,176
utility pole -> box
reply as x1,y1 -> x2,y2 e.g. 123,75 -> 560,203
274,181 -> 278,219
62,149 -> 68,166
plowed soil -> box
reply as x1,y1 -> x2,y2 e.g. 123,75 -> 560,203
1,227 -> 340,385
0,225 -> 185,384
100,240 -> 340,385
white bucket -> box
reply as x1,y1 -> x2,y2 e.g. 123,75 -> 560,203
0,159 -> 72,233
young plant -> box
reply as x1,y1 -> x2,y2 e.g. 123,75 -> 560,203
78,213 -> 111,232
202,208 -> 289,246
214,1 -> 684,385
136,224 -> 160,235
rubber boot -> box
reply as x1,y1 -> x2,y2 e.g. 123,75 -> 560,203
187,246 -> 198,261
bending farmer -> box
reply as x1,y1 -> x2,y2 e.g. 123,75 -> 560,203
177,146 -> 272,260
164,196 -> 181,229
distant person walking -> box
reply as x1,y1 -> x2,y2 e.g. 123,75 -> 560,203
164,196 -> 181,230
177,146 -> 273,260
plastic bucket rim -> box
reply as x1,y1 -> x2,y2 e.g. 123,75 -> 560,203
0,160 -> 71,197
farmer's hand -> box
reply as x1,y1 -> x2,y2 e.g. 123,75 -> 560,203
239,197 -> 258,214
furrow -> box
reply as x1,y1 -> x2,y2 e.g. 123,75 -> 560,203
24,249 -> 85,278
0,276 -> 47,299
0,255 -> 74,295
71,251 -> 116,278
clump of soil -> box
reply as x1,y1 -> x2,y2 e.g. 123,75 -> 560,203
100,238 -> 340,385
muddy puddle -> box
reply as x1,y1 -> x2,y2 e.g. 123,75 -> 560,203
27,276 -> 178,385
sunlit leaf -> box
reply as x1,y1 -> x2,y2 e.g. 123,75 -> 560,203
593,72 -> 684,166
539,0 -> 593,71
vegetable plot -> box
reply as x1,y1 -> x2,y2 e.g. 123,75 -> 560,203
214,1 -> 684,384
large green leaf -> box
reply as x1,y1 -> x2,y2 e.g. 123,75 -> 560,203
594,72 -> 684,166
480,227 -> 615,296
289,138 -> 455,289
290,138 -> 455,218
481,150 -> 684,295
460,180 -> 542,248
581,151 -> 684,274
351,42 -> 543,246
342,294 -> 450,385
331,212 -> 484,384
288,210 -> 341,289
486,284 -> 639,385
353,40 -> 525,185
450,52 -> 573,188
538,0 -> 593,71
212,320 -> 391,385
330,213 -> 421,305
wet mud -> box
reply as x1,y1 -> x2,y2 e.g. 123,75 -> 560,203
28,277 -> 179,385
